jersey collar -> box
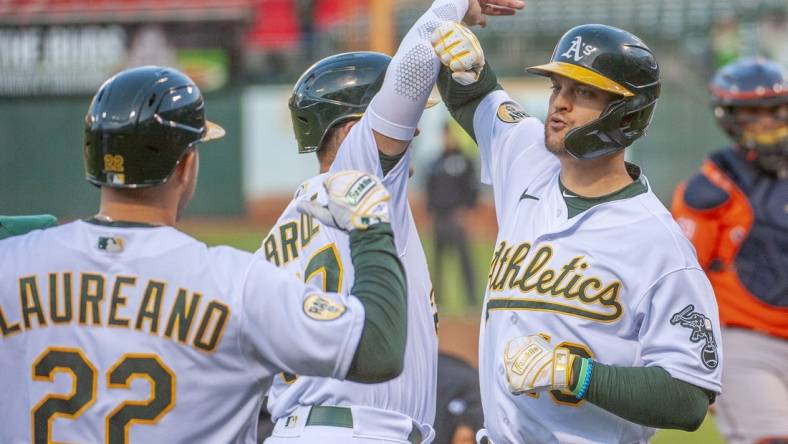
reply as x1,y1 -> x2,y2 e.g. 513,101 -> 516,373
84,216 -> 163,229
560,162 -> 648,218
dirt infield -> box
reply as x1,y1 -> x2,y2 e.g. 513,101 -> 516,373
438,315 -> 481,367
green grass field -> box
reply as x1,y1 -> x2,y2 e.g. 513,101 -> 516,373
183,222 -> 724,444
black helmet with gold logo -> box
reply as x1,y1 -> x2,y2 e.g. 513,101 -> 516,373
84,66 -> 224,188
527,24 -> 661,159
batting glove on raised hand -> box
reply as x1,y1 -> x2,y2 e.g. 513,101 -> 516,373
431,21 -> 485,86
503,334 -> 573,395
297,170 -> 391,232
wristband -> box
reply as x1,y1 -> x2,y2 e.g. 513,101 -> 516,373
572,358 -> 593,400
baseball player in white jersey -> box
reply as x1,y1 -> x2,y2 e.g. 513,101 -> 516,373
431,22 -> 723,443
259,1 -> 523,443
0,66 -> 410,444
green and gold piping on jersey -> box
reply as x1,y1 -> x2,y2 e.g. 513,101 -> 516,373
560,163 -> 648,218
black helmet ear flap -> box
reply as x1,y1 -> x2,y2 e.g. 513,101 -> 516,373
564,99 -> 628,159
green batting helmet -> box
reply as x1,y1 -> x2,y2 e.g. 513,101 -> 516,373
527,24 -> 661,160
84,66 -> 225,188
289,52 -> 391,154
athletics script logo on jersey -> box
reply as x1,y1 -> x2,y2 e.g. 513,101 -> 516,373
670,304 -> 719,370
560,35 -> 597,61
486,241 -> 623,322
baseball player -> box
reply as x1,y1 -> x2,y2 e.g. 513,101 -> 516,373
260,1 -> 523,443
431,22 -> 723,443
0,215 -> 57,240
672,57 -> 787,444
0,66 -> 409,443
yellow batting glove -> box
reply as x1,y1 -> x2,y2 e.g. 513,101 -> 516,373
430,21 -> 485,86
503,334 -> 573,395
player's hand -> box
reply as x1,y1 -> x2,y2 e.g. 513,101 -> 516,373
503,334 -> 573,395
297,170 -> 391,232
431,22 -> 485,86
463,0 -> 526,27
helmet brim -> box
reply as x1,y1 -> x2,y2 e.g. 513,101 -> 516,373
202,120 -> 226,142
526,62 -> 635,97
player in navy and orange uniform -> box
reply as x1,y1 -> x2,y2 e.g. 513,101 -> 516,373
672,57 -> 787,444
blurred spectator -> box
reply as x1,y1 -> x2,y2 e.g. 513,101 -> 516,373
434,353 -> 483,444
758,11 -> 788,67
427,123 -> 479,307
296,0 -> 317,60
126,25 -> 177,69
671,57 -> 788,444
710,14 -> 742,70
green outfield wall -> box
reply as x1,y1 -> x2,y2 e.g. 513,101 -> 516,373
0,89 -> 244,218
1,79 -> 728,218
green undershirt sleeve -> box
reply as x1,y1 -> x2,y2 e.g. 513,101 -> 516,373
345,223 -> 407,383
436,63 -> 502,142
572,359 -> 713,431
0,215 -> 58,240
378,150 -> 406,177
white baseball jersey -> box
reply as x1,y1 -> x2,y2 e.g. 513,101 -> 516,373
0,220 -> 366,444
262,112 -> 438,427
474,91 -> 723,443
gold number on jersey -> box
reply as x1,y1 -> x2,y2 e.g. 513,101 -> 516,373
304,243 -> 343,293
107,354 -> 175,443
279,243 -> 345,385
31,348 -> 175,444
32,347 -> 97,444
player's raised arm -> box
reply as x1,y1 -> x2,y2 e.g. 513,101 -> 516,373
368,0 -> 524,157
240,171 -> 408,383
431,22 -> 500,143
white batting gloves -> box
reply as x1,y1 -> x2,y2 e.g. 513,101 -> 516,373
503,334 -> 573,395
430,21 -> 485,86
297,170 -> 391,232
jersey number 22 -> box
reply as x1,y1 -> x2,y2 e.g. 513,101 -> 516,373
31,346 -> 174,444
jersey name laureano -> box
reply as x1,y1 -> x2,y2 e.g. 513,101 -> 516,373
0,272 -> 230,352
486,240 -> 623,322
